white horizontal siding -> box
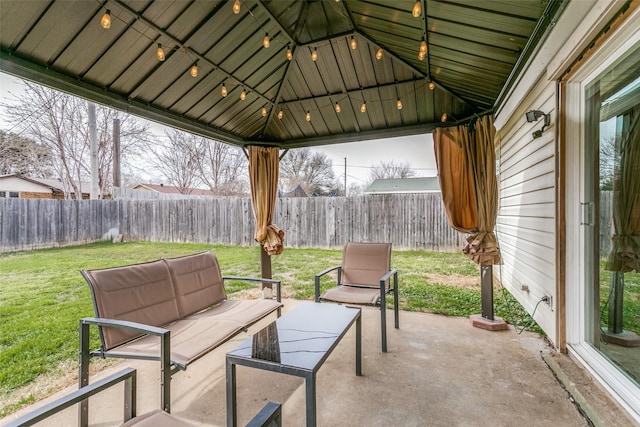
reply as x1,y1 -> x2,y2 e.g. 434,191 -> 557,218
495,75 -> 557,344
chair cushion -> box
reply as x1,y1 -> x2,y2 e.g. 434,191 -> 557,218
165,251 -> 227,318
341,242 -> 392,288
320,285 -> 381,305
83,260 -> 180,350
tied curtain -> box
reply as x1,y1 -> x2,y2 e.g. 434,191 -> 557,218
434,114 -> 501,265
605,107 -> 640,273
249,146 -> 284,255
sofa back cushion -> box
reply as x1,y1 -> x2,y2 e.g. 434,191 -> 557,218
82,259 -> 180,350
165,251 -> 227,318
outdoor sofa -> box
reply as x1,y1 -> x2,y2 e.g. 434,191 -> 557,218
78,251 -> 282,423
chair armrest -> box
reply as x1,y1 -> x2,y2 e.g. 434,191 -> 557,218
245,401 -> 282,427
81,317 -> 169,337
315,265 -> 341,302
379,268 -> 398,285
6,368 -> 137,427
223,276 -> 282,302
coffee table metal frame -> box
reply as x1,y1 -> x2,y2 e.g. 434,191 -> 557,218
226,302 -> 362,427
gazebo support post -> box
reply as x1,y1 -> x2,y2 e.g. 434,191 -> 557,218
470,265 -> 508,331
603,272 -> 640,346
260,246 -> 273,297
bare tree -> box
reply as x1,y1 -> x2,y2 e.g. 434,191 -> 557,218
279,148 -> 339,196
145,129 -> 202,193
0,130 -> 52,176
2,81 -> 150,198
194,138 -> 248,195
368,160 -> 416,182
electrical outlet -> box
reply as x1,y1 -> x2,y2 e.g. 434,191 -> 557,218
542,294 -> 552,307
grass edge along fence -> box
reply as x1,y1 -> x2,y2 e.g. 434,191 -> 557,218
1,193 -> 466,253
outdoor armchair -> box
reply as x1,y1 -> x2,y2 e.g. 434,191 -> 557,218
314,242 -> 398,352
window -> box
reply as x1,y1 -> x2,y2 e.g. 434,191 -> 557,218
9,192 -> 19,198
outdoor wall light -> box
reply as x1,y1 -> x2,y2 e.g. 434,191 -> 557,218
525,110 -> 550,138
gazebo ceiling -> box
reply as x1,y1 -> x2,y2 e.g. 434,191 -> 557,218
0,0 -> 564,149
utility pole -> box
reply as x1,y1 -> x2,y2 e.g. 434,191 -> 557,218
344,157 -> 347,196
88,102 -> 99,200
113,119 -> 121,189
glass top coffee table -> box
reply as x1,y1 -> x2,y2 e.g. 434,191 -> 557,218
226,302 -> 362,427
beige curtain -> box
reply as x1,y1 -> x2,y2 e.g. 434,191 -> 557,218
249,146 -> 284,255
606,107 -> 640,273
434,115 -> 501,265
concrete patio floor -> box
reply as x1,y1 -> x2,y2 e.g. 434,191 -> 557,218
3,299 -> 636,427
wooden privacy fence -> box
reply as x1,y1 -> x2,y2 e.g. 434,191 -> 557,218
0,193 -> 467,253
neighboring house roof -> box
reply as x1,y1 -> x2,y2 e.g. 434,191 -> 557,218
0,174 -> 90,195
364,177 -> 441,195
279,184 -> 309,197
133,183 -> 218,196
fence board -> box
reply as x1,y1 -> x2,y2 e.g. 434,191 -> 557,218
1,194 -> 467,253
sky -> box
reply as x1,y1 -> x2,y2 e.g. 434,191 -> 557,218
0,72 -> 437,185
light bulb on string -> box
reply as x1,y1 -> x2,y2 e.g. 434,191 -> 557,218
305,111 -> 311,121
263,33 -> 270,49
429,81 -> 435,90
412,1 -> 421,17
233,0 -> 240,14
418,51 -> 426,61
335,102 -> 341,113
261,107 -> 267,117
221,83 -> 227,97
396,98 -> 403,110
156,44 -> 165,61
286,47 -> 293,60
311,48 -> 318,61
190,63 -> 198,77
350,36 -> 357,50
101,10 -> 111,29
376,48 -> 383,60
360,102 -> 367,113
240,89 -> 246,101
420,40 -> 427,54
441,113 -> 448,122
277,110 -> 283,120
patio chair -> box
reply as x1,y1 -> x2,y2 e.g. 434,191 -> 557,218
315,242 -> 398,352
5,367 -> 282,427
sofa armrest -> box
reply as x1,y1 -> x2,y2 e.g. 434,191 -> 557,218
222,276 -> 282,303
314,265 -> 341,302
81,317 -> 169,338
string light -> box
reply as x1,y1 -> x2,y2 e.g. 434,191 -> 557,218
335,102 -> 341,113
240,89 -> 246,100
441,113 -> 448,122
429,81 -> 435,90
305,111 -> 311,121
311,48 -> 318,61
396,98 -> 403,110
350,36 -> 357,50
418,51 -> 426,61
261,107 -> 267,117
412,1 -> 421,17
233,0 -> 241,14
190,62 -> 198,77
101,10 -> 111,29
156,44 -> 165,61
376,48 -> 383,60
286,47 -> 293,60
277,110 -> 283,119
420,40 -> 427,54
263,33 -> 270,49
221,83 -> 227,97
360,102 -> 367,113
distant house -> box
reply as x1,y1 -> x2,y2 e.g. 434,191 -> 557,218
278,183 -> 309,197
363,177 -> 440,195
132,183 -> 218,196
0,174 -> 90,199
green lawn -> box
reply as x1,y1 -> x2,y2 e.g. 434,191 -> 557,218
0,241 -> 536,417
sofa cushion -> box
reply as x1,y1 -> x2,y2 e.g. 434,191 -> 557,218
82,260 -> 180,350
165,251 -> 227,318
